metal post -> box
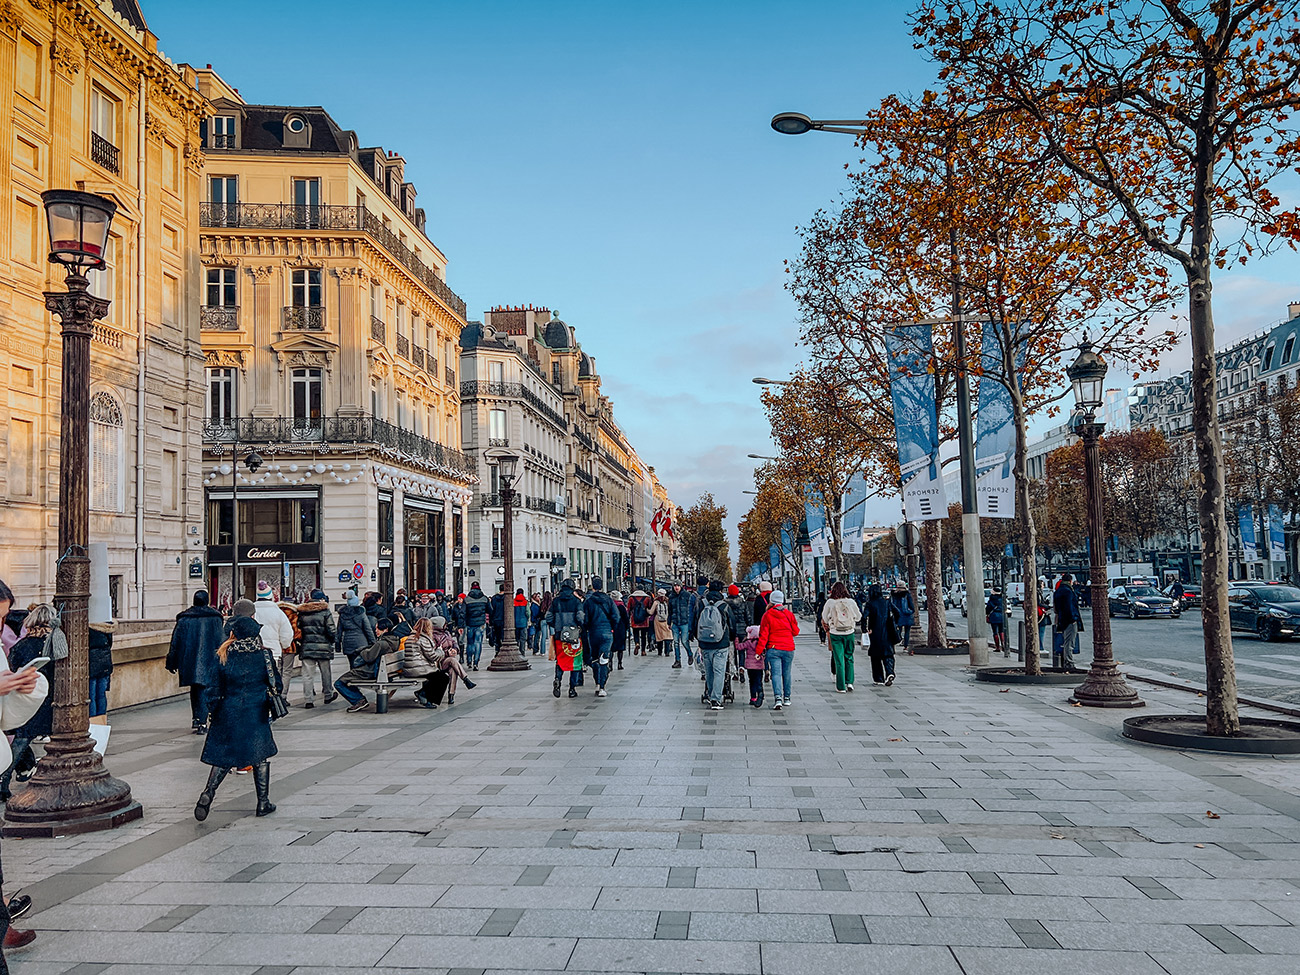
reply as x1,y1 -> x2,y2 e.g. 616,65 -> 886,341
1070,417 -> 1143,708
4,272 -> 142,836
488,475 -> 529,671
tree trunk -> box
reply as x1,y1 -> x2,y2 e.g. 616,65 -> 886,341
1187,259 -> 1239,735
923,520 -> 945,647
1012,397 -> 1040,676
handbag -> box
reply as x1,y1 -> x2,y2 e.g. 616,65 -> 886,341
262,647 -> 290,722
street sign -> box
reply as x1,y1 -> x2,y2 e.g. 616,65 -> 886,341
352,562 -> 365,580
895,523 -> 920,550
338,570 -> 353,583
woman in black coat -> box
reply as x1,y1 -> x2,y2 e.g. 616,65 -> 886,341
862,583 -> 899,686
195,600 -> 281,821
166,591 -> 226,733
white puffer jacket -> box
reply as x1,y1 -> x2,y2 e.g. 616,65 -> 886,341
821,597 -> 861,636
0,657 -> 49,768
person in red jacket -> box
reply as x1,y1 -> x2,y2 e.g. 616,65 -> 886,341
757,590 -> 799,710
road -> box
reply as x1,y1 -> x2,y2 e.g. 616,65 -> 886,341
934,603 -> 1300,705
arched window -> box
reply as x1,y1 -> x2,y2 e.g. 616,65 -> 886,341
90,391 -> 124,512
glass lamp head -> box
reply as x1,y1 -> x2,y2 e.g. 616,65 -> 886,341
1067,338 -> 1107,414
43,189 -> 116,271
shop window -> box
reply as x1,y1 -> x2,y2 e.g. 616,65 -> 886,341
90,391 -> 124,512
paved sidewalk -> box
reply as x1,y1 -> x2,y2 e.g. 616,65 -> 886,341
5,633 -> 1300,974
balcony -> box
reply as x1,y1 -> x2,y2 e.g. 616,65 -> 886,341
396,333 -> 410,358
201,415 -> 477,480
575,467 -> 594,486
488,437 -> 510,447
91,132 -> 119,174
445,366 -> 455,386
478,493 -> 502,508
283,306 -> 324,331
197,203 -> 467,318
526,496 -> 561,515
92,322 -> 126,351
370,316 -> 386,343
211,133 -> 235,149
412,346 -> 425,369
201,305 -> 240,331
459,381 -> 566,431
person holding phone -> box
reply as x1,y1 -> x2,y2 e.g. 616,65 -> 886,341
0,603 -> 58,801
0,580 -> 50,960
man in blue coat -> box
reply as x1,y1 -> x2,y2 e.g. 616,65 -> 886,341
166,591 -> 225,734
581,578 -> 619,697
667,583 -> 695,669
462,582 -> 490,670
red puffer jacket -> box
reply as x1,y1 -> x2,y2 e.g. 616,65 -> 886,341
758,606 -> 800,652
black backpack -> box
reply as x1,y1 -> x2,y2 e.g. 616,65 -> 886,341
630,596 -> 649,625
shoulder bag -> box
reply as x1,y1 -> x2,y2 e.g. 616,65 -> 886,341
262,646 -> 290,722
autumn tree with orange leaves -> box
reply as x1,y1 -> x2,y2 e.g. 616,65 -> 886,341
914,0 -> 1300,737
790,90 -> 1173,671
737,467 -> 805,591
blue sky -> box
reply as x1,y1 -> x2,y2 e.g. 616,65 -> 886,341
151,1 -> 1298,557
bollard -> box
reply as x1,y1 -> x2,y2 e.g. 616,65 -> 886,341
1017,621 -> 1026,663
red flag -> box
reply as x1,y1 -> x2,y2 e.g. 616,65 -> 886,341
650,509 -> 663,536
661,510 -> 674,540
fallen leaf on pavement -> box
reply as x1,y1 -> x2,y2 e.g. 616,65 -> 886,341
1070,702 -> 1083,707
1050,833 -> 1066,839
1206,810 -> 1220,819
888,738 -> 903,742
1194,844 -> 1205,849
999,688 -> 1010,693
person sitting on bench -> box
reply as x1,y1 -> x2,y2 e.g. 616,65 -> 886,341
405,617 -> 473,709
334,616 -> 399,713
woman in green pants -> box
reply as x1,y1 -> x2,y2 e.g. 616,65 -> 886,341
821,582 -> 861,692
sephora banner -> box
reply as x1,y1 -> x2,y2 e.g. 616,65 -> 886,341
841,471 -> 870,555
885,325 -> 947,521
974,322 -> 1022,519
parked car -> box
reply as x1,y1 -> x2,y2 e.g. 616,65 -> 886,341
1162,583 -> 1200,609
947,584 -> 965,609
1108,584 -> 1178,619
1006,582 -> 1025,605
1228,583 -> 1300,642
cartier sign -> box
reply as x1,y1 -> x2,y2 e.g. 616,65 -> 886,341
245,548 -> 284,561
379,544 -> 394,559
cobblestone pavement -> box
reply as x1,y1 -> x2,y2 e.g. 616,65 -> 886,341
6,632 -> 1300,974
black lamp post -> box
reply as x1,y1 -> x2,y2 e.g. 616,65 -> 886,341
487,450 -> 529,671
5,191 -> 143,836
228,441 -> 264,605
1066,338 -> 1144,708
627,520 -> 638,589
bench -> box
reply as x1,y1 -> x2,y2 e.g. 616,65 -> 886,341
345,652 -> 421,713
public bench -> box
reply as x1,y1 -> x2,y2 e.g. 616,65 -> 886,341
345,652 -> 421,713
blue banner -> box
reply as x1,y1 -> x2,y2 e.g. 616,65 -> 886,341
884,325 -> 947,521
1269,504 -> 1286,563
974,322 -> 1022,519
804,487 -> 831,557
1239,505 -> 1258,562
842,472 -> 869,554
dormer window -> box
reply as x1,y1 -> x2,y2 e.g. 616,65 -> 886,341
1285,335 -> 1296,365
286,116 -> 305,134
211,115 -> 236,149
282,114 -> 310,148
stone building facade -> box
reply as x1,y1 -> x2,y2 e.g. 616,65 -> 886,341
0,0 -> 208,619
193,68 -> 474,606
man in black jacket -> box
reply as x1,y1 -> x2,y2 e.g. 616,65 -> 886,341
463,582 -> 490,669
1052,573 -> 1083,671
581,578 -> 619,697
166,591 -> 225,733
545,580 -> 586,699
295,590 -> 338,709
693,580 -> 735,709
334,617 -> 401,713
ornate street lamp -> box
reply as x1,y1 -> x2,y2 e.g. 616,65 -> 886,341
5,191 -> 143,836
229,445 -> 264,603
486,450 -> 529,671
1066,338 -> 1143,708
627,520 -> 638,589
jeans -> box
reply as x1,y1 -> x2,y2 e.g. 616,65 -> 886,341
554,662 -> 580,688
768,648 -> 794,700
298,658 -> 333,704
89,675 -> 111,717
671,623 -> 692,663
333,677 -> 366,706
632,627 -> 651,652
829,633 -> 855,690
870,651 -> 896,683
465,625 -> 485,667
535,621 -> 550,655
703,646 -> 729,703
587,631 -> 612,688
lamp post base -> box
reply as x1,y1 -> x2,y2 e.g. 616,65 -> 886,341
1069,662 -> 1145,709
3,736 -> 143,837
487,637 -> 531,672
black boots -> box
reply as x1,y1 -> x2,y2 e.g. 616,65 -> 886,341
195,766 -> 228,821
253,762 -> 276,817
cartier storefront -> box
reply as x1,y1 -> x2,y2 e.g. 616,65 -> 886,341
205,488 -> 323,607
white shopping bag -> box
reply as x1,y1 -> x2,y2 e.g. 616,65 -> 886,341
88,723 -> 111,756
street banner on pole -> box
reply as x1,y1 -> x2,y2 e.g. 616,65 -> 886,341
1269,504 -> 1286,563
842,472 -> 869,554
1239,504 -> 1259,562
885,325 -> 947,521
974,322 -> 1020,519
804,489 -> 832,558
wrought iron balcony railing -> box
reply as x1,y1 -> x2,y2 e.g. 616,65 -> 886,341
574,467 -> 595,486
91,132 -> 119,174
198,203 -> 467,318
526,496 -> 561,515
283,305 -> 324,330
459,381 -> 566,431
412,346 -> 425,368
445,366 -> 455,386
370,315 -> 386,343
201,415 -> 476,479
201,305 -> 240,330
396,333 -> 410,358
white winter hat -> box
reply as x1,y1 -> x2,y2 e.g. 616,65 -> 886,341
759,581 -> 773,593
770,590 -> 785,605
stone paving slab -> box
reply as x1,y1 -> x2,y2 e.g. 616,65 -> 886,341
6,631 -> 1300,973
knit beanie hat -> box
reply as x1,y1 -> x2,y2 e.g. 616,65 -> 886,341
770,590 -> 785,605
728,584 -> 740,596
759,581 -> 773,593
255,580 -> 272,599
310,589 -> 327,601
347,592 -> 360,607
431,616 -> 447,630
194,590 -> 210,607
233,598 -> 256,617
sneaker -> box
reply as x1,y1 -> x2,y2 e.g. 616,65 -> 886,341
885,674 -> 895,686
234,766 -> 251,775
324,693 -> 339,704
671,662 -> 682,669
304,702 -> 315,709
783,698 -> 792,707
711,702 -> 723,710
7,893 -> 31,920
596,687 -> 607,698
772,702 -> 783,711
599,657 -> 610,666
346,699 -> 370,713
553,679 -> 561,698
836,688 -> 846,693
3,928 -> 35,951
846,684 -> 854,692
568,687 -> 578,698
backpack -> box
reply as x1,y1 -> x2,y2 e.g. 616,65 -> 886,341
698,600 -> 727,643
630,596 -> 649,625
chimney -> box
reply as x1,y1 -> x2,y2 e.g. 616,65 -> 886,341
1289,301 -> 1300,321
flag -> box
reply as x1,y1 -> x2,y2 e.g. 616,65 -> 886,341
842,472 -> 869,554
885,325 -> 947,521
974,322 -> 1022,519
660,509 -> 674,540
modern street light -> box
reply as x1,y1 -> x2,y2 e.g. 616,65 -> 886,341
752,377 -> 791,386
5,191 -> 143,837
1066,339 -> 1143,708
770,108 -> 990,663
486,450 -> 529,672
748,453 -> 781,461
